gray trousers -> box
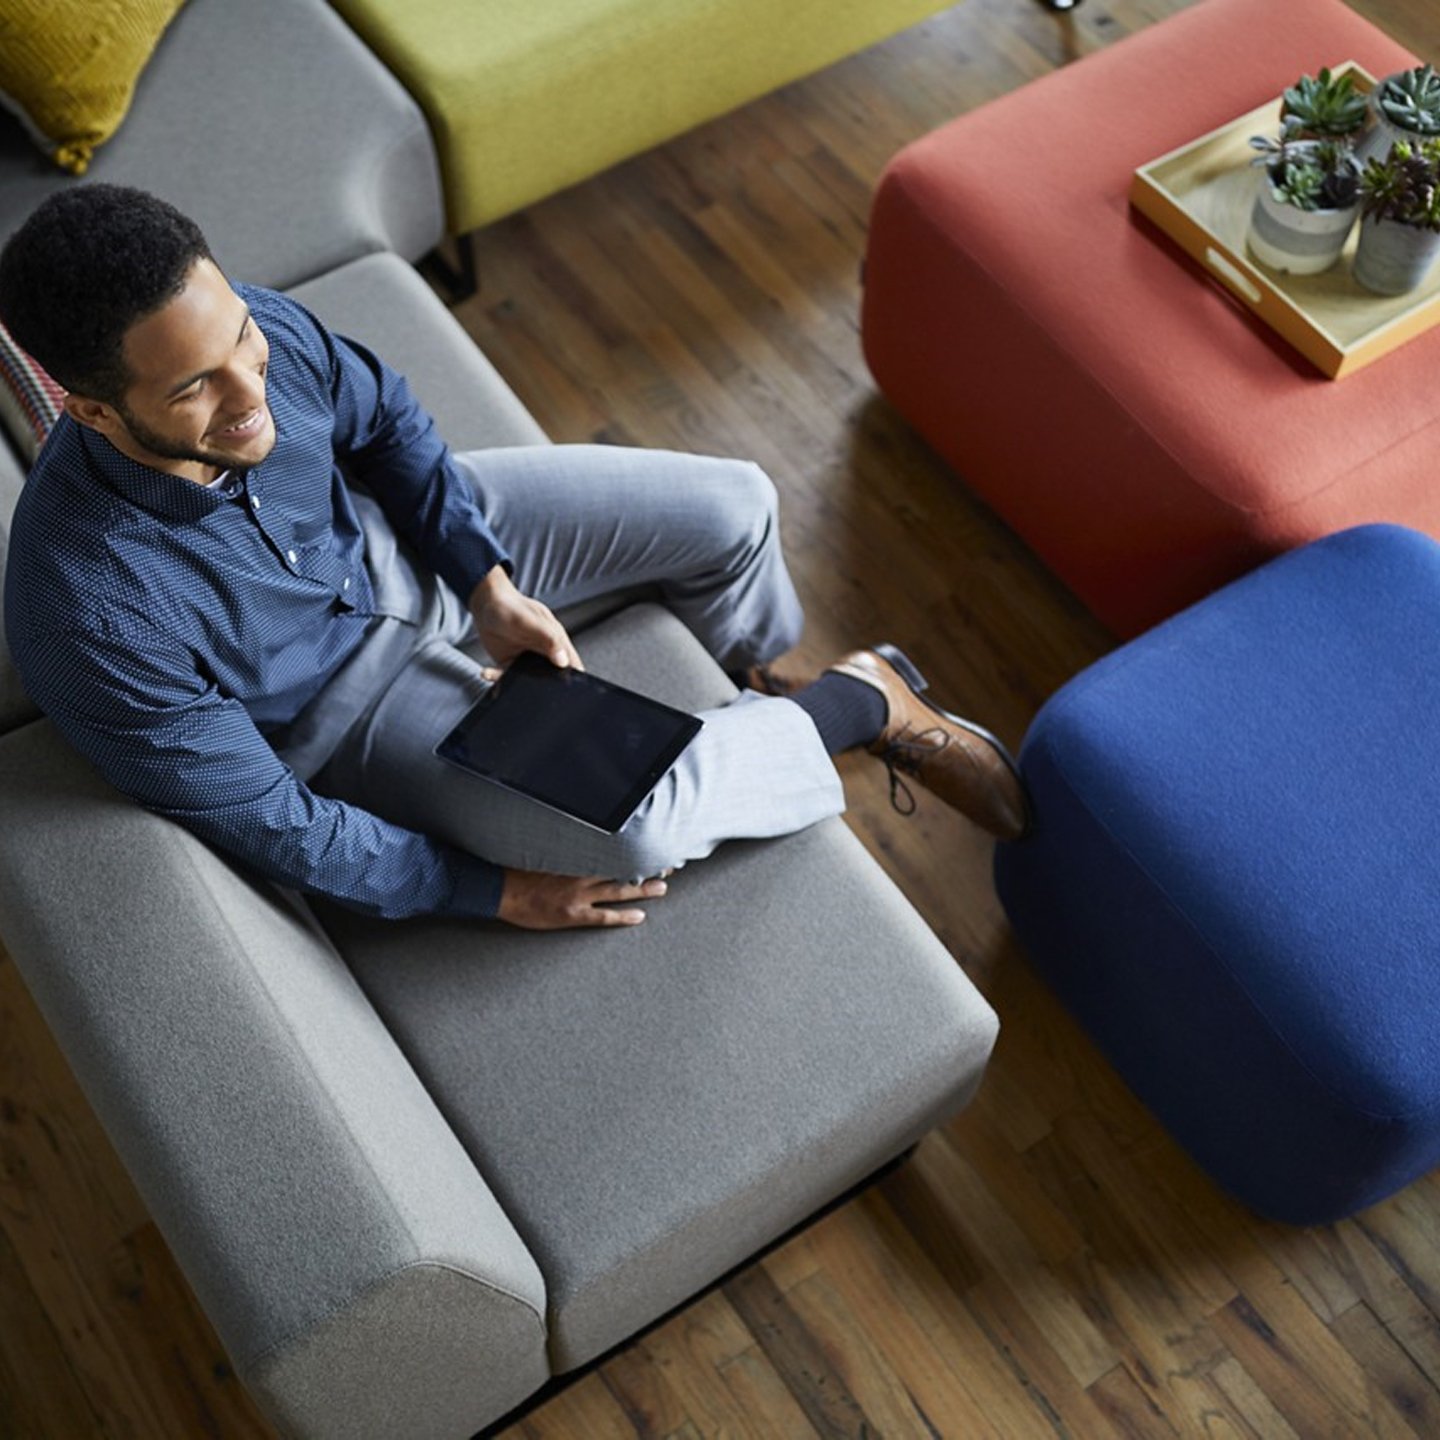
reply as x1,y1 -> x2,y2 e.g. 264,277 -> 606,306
317,445 -> 844,879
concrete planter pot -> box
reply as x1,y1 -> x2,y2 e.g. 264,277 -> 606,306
1357,75 -> 1440,164
1352,213 -> 1440,295
1247,179 -> 1357,275
1356,110 -> 1440,164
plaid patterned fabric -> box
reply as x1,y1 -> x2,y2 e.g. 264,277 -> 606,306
0,320 -> 65,464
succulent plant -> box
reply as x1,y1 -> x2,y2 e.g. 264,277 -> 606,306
1280,67 -> 1370,139
1249,135 -> 1361,211
1376,65 -> 1440,138
1359,138 -> 1440,229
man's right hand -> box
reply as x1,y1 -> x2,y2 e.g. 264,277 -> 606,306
468,564 -> 580,672
497,869 -> 669,929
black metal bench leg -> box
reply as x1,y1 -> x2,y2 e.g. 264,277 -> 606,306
419,230 -> 479,303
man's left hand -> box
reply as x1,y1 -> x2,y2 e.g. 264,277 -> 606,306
469,563 -> 582,671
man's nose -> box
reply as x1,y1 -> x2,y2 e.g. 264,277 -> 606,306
223,362 -> 265,410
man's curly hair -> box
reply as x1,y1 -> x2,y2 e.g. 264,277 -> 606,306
0,184 -> 213,404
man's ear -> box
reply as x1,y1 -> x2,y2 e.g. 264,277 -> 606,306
63,393 -> 118,436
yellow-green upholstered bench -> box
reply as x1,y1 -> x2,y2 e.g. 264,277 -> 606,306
330,0 -> 958,240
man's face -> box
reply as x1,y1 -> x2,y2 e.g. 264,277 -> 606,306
80,257 -> 276,483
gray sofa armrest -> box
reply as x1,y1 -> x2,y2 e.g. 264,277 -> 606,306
0,721 -> 550,1440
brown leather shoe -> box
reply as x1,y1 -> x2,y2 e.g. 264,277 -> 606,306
828,643 -> 1032,840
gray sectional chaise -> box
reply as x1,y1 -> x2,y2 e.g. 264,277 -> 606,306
0,3 -> 998,1437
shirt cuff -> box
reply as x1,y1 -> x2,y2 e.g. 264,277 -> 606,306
444,851 -> 506,919
439,523 -> 511,607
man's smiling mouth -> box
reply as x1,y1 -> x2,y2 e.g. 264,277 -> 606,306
215,405 -> 268,440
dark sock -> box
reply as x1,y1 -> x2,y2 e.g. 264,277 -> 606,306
790,671 -> 888,756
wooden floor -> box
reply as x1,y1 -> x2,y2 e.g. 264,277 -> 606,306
5,0 -> 1440,1435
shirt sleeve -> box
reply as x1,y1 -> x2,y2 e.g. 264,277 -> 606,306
17,618 -> 505,921
298,296 -> 511,605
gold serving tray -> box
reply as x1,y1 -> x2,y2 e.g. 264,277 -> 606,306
1130,63 -> 1440,379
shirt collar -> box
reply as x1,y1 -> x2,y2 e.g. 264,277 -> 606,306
78,419 -> 252,521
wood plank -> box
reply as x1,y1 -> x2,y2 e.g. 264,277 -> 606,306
1210,1291 -> 1425,1440
596,1338 -> 693,1440
721,1264 -> 874,1438
958,1260 -> 1109,1438
0,1217 -> 101,1440
1086,1363 -> 1184,1440
104,1222 -> 271,1439
0,953 -> 237,1440
717,1347 -> 824,1440
809,1196 -> 1042,1438
782,1268 -> 960,1437
1205,1355 -> 1301,1440
1331,1301 -> 1440,1438
603,1291 -> 779,1440
518,1370 -> 639,1440
898,1131 -> 1117,1389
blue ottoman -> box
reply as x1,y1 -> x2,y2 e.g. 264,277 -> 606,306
994,525 -> 1440,1225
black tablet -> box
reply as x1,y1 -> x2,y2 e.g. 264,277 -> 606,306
433,651 -> 704,833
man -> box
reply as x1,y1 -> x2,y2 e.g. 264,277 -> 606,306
0,185 -> 1028,931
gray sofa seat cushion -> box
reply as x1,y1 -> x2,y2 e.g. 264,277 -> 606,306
0,0 -> 444,291
323,603 -> 1000,1370
0,718 -> 551,1440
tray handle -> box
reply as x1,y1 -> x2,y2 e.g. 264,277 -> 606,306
1204,246 -> 1263,306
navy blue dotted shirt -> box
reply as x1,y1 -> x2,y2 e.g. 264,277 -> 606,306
4,282 -> 510,919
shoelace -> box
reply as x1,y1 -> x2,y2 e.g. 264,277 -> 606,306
878,726 -> 952,815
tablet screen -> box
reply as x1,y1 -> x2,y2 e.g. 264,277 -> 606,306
433,651 -> 704,833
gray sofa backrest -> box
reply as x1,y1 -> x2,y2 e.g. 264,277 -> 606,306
0,0 -> 445,290
287,254 -> 548,452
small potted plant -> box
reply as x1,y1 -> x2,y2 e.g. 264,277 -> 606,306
1360,63 -> 1440,161
1279,67 -> 1371,143
1353,138 -> 1440,294
1246,135 -> 1361,275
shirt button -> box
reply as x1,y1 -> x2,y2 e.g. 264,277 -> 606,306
343,576 -> 351,591
250,495 -> 261,511
287,549 -> 298,564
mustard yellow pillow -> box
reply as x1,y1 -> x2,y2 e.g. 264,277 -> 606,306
0,0 -> 188,175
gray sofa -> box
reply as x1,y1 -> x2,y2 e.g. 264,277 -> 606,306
0,3 -> 1000,1438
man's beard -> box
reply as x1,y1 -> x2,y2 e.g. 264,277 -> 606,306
115,400 -> 269,472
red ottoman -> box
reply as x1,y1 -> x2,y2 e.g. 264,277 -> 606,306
861,0 -> 1427,636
